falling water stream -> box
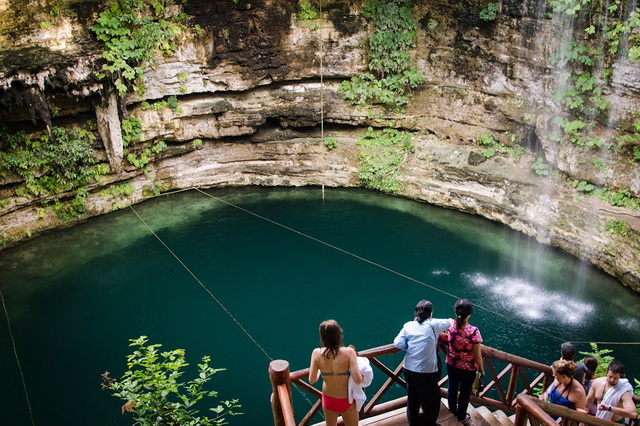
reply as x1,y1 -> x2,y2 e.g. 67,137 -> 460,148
1,187 -> 639,425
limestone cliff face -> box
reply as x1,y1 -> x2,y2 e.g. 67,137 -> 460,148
0,0 -> 638,291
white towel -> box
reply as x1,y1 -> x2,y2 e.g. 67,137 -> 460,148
348,357 -> 374,412
596,378 -> 634,420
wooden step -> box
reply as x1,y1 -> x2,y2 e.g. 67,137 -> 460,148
493,410 -> 514,426
475,406 -> 504,426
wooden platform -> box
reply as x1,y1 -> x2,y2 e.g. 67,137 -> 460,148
314,401 -> 461,426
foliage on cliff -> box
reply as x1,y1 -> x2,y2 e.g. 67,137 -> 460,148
92,0 -> 188,96
338,0 -> 424,109
357,127 -> 414,192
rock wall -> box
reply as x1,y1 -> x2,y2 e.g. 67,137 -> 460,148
0,0 -> 638,291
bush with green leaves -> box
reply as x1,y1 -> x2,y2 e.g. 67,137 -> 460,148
357,127 -> 413,192
338,0 -> 424,109
0,125 -> 97,197
101,336 -> 241,426
579,343 -> 615,378
92,0 -> 188,95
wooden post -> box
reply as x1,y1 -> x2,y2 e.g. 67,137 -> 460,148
506,366 -> 519,404
269,359 -> 292,426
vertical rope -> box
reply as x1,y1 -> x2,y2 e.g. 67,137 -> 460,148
1,289 -> 36,426
319,0 -> 325,201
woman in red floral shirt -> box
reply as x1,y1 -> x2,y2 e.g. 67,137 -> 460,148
445,299 -> 485,424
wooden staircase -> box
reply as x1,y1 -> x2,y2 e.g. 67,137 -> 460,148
319,398 -> 518,426
468,404 -> 515,426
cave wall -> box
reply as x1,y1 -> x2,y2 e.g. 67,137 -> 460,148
0,0 -> 639,291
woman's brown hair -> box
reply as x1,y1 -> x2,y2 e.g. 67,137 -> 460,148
552,359 -> 577,377
319,319 -> 343,359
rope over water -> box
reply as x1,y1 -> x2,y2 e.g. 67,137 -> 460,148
128,205 -> 273,361
1,289 -> 36,426
128,204 -> 318,407
194,188 -> 640,346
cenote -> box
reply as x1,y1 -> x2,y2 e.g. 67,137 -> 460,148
1,186 -> 639,426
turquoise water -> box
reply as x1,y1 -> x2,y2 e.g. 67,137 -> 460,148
1,187 -> 639,425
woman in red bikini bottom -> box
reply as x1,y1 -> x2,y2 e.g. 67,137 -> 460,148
309,319 -> 363,426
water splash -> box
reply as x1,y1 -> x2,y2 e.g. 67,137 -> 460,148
464,272 -> 595,324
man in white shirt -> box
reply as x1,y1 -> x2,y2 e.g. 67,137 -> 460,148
394,300 -> 450,426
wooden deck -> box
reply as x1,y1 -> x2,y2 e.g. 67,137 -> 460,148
313,401 -> 462,426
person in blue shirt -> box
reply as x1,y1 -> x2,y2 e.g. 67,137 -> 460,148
394,300 -> 451,426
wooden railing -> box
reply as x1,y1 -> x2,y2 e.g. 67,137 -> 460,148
514,394 -> 632,426
269,343 -> 557,426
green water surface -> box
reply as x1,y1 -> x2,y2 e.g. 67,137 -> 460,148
1,187 -> 639,425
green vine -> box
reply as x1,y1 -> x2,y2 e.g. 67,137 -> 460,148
92,0 -> 188,96
357,127 -> 413,192
338,0 -> 424,110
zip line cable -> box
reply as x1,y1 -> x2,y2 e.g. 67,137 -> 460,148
194,188 -> 640,346
0,289 -> 36,426
128,205 -> 317,408
128,205 -> 273,361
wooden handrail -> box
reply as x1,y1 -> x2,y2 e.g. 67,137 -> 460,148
270,343 -> 563,425
515,394 -> 626,426
514,394 -> 558,426
277,384 -> 296,426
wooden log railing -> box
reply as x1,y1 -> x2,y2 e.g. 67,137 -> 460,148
514,394 -> 629,426
269,343 -> 558,426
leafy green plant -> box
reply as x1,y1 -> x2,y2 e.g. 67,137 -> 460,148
0,126 -> 97,197
579,343 -> 614,378
193,138 -> 203,148
49,189 -> 89,221
573,180 -> 596,193
324,136 -> 337,150
357,127 -> 413,193
299,2 -> 318,20
338,0 -> 424,110
477,134 -> 520,158
531,157 -> 550,176
91,0 -> 188,95
100,183 -> 135,198
480,2 -> 499,21
126,141 -> 167,169
140,96 -> 181,114
121,117 -> 142,146
604,219 -> 627,236
101,336 -> 241,426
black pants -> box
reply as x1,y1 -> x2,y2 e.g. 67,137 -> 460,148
403,368 -> 441,426
446,365 -> 476,421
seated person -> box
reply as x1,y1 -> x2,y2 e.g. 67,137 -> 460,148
539,359 -> 587,419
